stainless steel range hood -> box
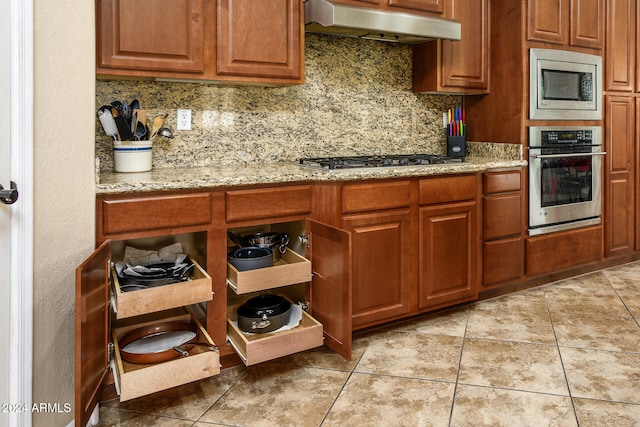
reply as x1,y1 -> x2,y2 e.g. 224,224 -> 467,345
304,0 -> 461,44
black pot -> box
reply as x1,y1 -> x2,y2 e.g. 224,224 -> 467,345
237,295 -> 292,333
228,246 -> 273,271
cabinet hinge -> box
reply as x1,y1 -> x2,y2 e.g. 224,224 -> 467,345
107,342 -> 114,362
298,234 -> 310,248
298,300 -> 310,313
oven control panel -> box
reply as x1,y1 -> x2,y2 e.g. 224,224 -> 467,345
529,126 -> 602,148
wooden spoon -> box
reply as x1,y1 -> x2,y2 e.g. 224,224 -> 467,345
150,113 -> 168,140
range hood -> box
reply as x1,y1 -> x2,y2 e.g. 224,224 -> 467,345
304,0 -> 461,44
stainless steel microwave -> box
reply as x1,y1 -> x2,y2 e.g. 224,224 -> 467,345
529,48 -> 602,120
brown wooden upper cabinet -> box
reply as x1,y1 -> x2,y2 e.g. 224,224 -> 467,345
412,0 -> 489,94
96,0 -> 304,85
605,0 -> 637,92
217,0 -> 302,80
527,0 -> 604,49
97,0 -> 206,73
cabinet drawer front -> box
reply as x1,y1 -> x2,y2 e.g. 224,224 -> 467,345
419,174 -> 477,204
341,181 -> 411,213
483,194 -> 522,240
225,185 -> 312,222
101,193 -> 213,234
483,237 -> 523,286
526,226 -> 603,276
484,170 -> 521,194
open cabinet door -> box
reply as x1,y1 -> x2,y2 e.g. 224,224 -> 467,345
306,220 -> 352,360
75,240 -> 111,427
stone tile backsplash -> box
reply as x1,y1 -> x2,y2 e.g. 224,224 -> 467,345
96,33 -> 464,173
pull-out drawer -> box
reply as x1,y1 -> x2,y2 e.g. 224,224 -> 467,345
111,256 -> 213,319
226,248 -> 311,294
111,308 -> 220,402
227,297 -> 323,366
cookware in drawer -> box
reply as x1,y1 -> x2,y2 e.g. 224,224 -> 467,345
226,248 -> 311,294
225,185 -> 312,222
226,297 -> 323,366
111,256 -> 212,319
111,308 -> 220,402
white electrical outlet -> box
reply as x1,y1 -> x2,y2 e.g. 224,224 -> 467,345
177,109 -> 192,131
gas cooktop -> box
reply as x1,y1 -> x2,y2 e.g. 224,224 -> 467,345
299,154 -> 464,170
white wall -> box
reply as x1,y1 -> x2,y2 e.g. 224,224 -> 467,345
32,0 -> 95,425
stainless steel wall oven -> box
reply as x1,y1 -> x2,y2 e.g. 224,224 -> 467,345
528,126 -> 605,235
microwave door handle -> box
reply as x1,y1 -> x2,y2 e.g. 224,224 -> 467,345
531,151 -> 606,159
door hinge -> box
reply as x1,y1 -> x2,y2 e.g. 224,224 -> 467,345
298,300 -> 310,312
298,234 -> 310,248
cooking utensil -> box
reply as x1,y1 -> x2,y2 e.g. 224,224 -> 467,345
158,127 -> 174,138
236,294 -> 292,333
112,107 -> 135,141
119,321 -> 199,364
97,108 -> 119,141
227,246 -> 273,271
150,114 -> 168,140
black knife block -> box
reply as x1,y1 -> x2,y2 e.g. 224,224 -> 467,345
447,135 -> 466,158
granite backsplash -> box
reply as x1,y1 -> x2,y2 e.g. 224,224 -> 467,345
96,34 -> 510,173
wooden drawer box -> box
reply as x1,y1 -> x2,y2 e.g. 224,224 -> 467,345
225,185 -> 312,222
341,180 -> 411,213
111,308 -> 220,401
111,257 -> 212,319
484,170 -> 521,194
227,298 -> 323,366
100,193 -> 213,235
226,248 -> 312,294
419,174 -> 477,205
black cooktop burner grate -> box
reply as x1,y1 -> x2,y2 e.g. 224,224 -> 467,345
299,154 -> 463,170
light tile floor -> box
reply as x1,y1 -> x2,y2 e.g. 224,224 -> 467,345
96,261 -> 640,426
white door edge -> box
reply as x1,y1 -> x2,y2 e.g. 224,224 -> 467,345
8,0 -> 34,425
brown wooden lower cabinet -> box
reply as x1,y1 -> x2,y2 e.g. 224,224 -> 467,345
83,167 -> 640,426
342,209 -> 412,328
605,95 -> 635,256
418,200 -> 478,309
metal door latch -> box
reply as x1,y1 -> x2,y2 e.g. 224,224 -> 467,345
0,181 -> 18,205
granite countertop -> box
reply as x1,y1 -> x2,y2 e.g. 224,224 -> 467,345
96,157 -> 527,194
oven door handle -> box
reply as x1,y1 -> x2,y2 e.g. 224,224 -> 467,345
530,151 -> 607,159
